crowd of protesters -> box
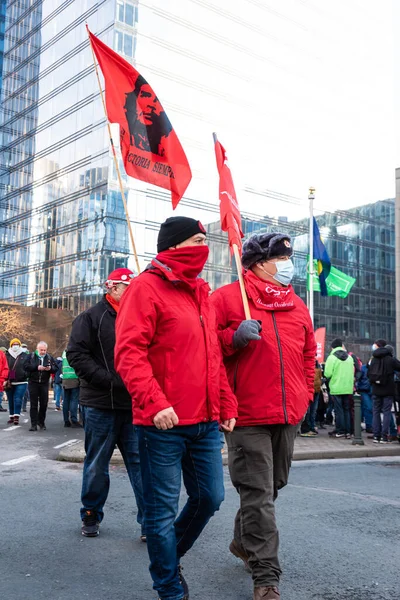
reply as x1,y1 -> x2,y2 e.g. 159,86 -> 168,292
1,217 -> 400,600
0,340 -> 82,430
298,338 -> 400,444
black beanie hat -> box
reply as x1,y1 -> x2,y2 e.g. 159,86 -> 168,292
157,217 -> 206,253
241,232 -> 293,269
331,338 -> 343,348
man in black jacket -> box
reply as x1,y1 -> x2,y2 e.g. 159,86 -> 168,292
367,339 -> 400,444
67,268 -> 145,538
26,341 -> 58,431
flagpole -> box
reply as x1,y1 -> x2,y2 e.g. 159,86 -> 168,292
87,28 -> 141,274
308,187 -> 315,325
233,244 -> 251,320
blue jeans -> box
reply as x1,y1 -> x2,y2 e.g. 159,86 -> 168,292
54,383 -> 63,408
372,395 -> 393,439
333,394 -> 351,435
325,396 -> 334,424
0,390 -> 3,408
306,392 -> 319,430
63,387 -> 79,423
390,414 -> 397,436
360,392 -> 373,430
136,421 -> 224,600
21,387 -> 29,411
6,384 -> 28,416
81,406 -> 144,531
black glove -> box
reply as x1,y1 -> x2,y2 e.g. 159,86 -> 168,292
233,320 -> 262,349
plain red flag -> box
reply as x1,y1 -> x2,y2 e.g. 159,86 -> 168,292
88,27 -> 191,208
315,327 -> 326,363
214,136 -> 244,254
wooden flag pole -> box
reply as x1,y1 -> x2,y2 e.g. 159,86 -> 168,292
233,243 -> 251,320
87,29 -> 141,274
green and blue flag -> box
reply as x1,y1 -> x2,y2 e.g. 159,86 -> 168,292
313,217 -> 331,296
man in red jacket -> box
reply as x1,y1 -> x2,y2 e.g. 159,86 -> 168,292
211,232 -> 316,600
115,216 -> 237,600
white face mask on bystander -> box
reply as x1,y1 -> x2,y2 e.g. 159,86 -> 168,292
273,259 -> 295,286
259,259 -> 295,286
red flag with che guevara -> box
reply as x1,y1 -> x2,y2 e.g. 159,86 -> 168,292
88,27 -> 192,208
214,136 -> 244,254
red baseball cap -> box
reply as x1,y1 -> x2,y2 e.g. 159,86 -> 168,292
105,268 -> 135,288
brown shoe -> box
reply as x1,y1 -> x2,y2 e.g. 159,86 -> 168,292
229,539 -> 251,572
253,587 -> 280,600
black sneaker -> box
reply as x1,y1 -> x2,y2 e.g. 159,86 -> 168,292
29,426 -> 37,432
81,511 -> 100,537
373,436 -> 380,443
71,421 -> 83,428
64,421 -> 71,427
178,565 -> 189,600
38,423 -> 46,430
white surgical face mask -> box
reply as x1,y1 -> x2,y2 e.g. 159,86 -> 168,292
11,344 -> 20,350
372,344 -> 378,352
272,259 -> 295,286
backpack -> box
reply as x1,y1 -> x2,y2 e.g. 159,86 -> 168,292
367,358 -> 386,385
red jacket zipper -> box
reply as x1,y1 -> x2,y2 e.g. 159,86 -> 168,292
272,312 -> 288,424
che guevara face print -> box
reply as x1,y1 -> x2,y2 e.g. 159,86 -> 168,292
124,75 -> 173,157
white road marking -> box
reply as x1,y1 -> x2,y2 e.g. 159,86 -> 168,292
23,419 -> 29,423
3,426 -> 21,431
53,439 -> 79,449
1,454 -> 38,466
289,483 -> 400,508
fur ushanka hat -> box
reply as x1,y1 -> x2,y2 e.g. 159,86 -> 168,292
241,232 -> 293,270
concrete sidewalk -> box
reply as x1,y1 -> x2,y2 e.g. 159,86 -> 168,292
57,426 -> 400,464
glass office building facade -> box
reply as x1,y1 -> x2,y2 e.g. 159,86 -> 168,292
206,199 -> 395,359
0,0 -> 138,313
0,0 -> 5,96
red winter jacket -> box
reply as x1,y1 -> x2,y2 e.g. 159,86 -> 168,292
0,351 -> 8,392
211,272 -> 316,426
115,261 -> 238,426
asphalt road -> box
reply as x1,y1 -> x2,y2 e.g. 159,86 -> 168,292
1,406 -> 400,600
0,401 -> 85,463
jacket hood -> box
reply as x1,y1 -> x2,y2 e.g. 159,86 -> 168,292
372,347 -> 392,359
332,348 -> 349,361
145,261 -> 210,297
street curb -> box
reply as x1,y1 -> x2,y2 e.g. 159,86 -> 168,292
56,440 -> 400,465
291,445 -> 400,461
